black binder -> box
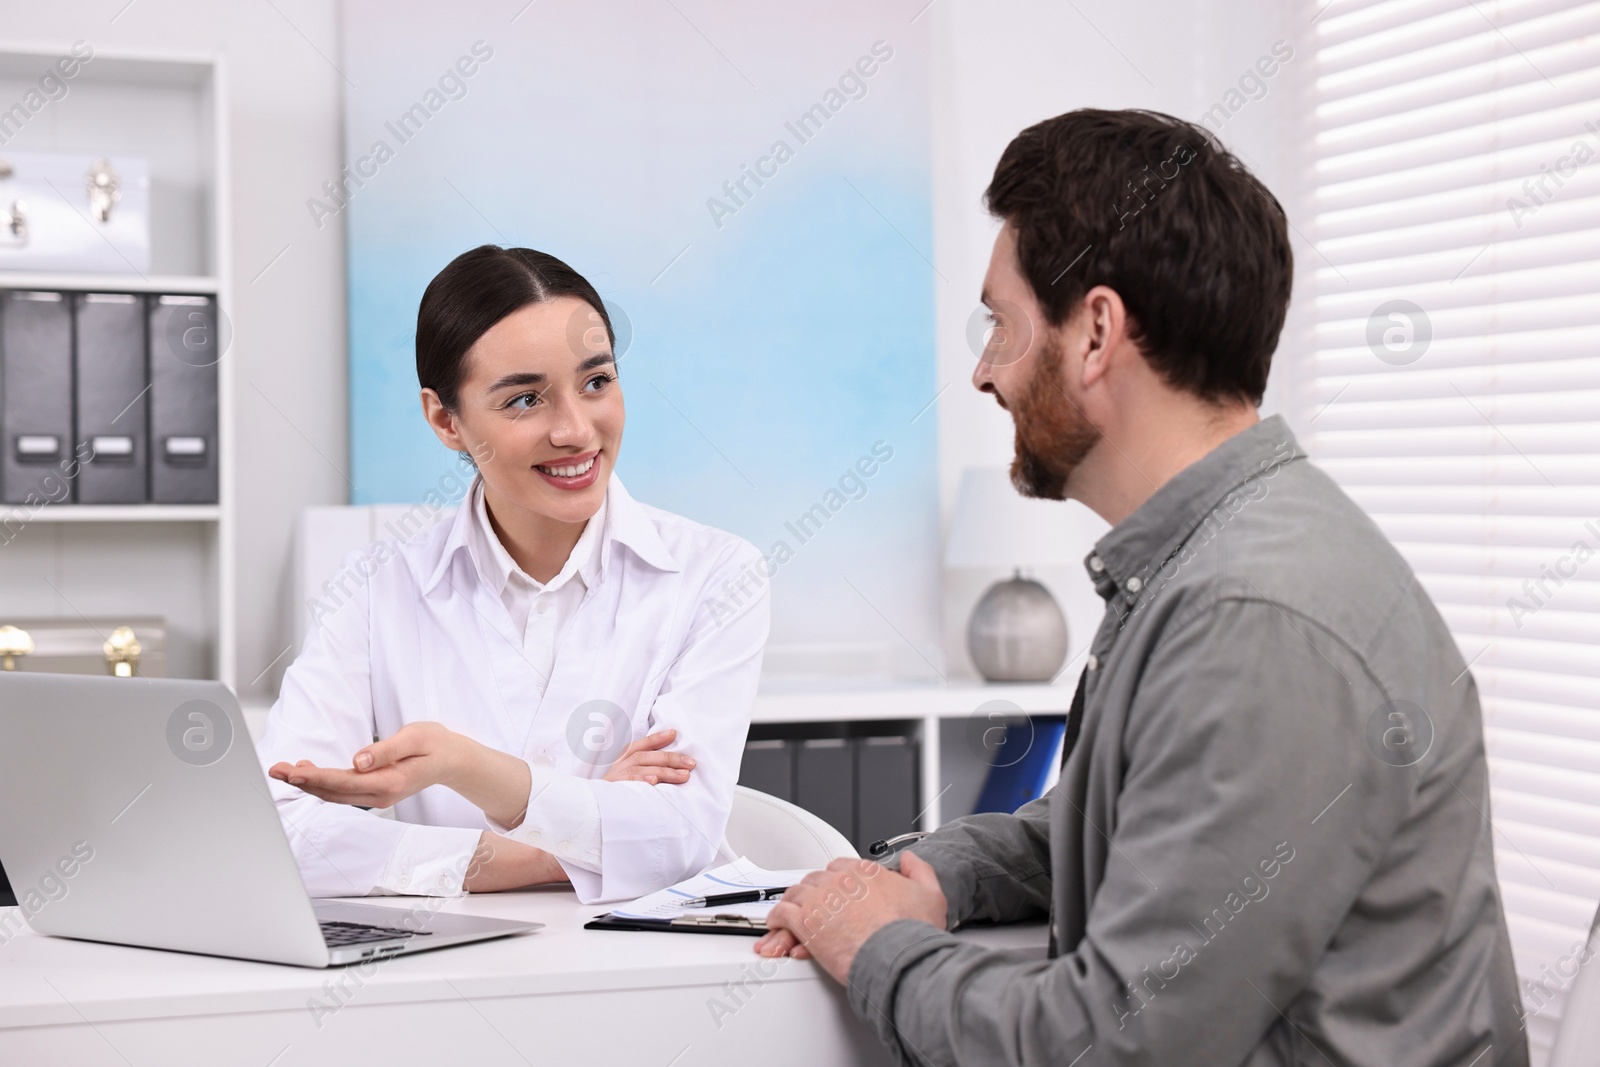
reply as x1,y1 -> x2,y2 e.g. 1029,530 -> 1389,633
796,737 -> 855,844
1,290 -> 74,505
148,294 -> 218,504
75,293 -> 148,503
738,738 -> 795,802
855,735 -> 918,853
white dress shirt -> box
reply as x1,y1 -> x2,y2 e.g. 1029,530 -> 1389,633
465,479 -> 606,871
258,473 -> 770,904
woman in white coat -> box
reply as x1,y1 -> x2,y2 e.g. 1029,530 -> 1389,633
259,245 -> 769,904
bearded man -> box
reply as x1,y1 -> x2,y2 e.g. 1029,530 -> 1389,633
756,109 -> 1528,1067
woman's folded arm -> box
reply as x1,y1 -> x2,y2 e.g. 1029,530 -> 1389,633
551,541 -> 771,904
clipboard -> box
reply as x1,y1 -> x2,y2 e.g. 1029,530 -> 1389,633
584,857 -> 809,936
585,912 -> 768,936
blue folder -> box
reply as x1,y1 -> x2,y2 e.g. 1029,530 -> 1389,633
972,715 -> 1068,815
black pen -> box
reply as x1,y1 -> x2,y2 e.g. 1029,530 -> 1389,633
681,886 -> 793,908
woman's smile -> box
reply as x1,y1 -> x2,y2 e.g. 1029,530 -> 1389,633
533,448 -> 601,490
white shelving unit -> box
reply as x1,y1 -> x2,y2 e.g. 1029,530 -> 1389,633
751,680 -> 1078,830
0,46 -> 233,685
0,272 -> 218,294
0,505 -> 220,523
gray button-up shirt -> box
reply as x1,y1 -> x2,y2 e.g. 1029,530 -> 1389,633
851,416 -> 1527,1066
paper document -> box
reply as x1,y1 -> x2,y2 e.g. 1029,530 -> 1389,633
605,857 -> 814,923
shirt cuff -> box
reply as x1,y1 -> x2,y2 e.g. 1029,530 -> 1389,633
486,762 -> 603,873
371,823 -> 483,896
846,918 -> 960,1055
878,844 -> 976,932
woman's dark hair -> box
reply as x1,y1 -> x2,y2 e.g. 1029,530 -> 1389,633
985,109 -> 1292,406
416,245 -> 614,411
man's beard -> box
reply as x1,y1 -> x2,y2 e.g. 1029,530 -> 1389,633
1007,335 -> 1102,500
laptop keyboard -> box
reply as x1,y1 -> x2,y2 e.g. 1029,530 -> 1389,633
319,920 -> 435,947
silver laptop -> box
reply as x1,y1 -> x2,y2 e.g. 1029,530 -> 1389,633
0,672 -> 540,967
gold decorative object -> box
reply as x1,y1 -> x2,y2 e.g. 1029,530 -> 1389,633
0,624 -> 35,671
86,157 -> 120,223
103,626 -> 141,677
0,158 -> 23,244
3,199 -> 25,243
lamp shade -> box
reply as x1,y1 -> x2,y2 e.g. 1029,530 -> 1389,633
944,467 -> 1108,570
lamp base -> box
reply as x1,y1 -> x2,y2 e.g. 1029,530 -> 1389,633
966,573 -> 1068,683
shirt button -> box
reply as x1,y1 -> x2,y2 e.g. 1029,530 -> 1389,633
396,873 -> 409,888
535,601 -> 548,615
1087,653 -> 1100,671
1126,576 -> 1143,593
1088,555 -> 1105,573
533,750 -> 554,767
558,839 -> 572,854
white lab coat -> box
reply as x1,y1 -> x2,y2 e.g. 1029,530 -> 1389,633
258,473 -> 770,904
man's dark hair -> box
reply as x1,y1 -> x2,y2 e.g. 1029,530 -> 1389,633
985,108 -> 1291,406
416,244 -> 614,411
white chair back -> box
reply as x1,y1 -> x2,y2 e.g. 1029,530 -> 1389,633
1549,899 -> 1600,1066
724,785 -> 857,871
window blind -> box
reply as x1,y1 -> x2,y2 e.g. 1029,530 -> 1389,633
1302,1 -> 1600,1061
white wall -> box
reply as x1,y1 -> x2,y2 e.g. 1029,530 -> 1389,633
6,0 -> 1307,696
928,0 -> 1296,676
6,0 -> 349,702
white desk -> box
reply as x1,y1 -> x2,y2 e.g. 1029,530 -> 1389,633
0,888 -> 1046,1066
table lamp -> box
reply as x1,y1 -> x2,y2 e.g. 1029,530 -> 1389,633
944,467 -> 1092,682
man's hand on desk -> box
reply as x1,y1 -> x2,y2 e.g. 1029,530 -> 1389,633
754,853 -> 948,983
267,724 -> 698,826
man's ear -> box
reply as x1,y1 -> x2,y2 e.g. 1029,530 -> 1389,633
420,388 -> 466,451
1077,285 -> 1127,390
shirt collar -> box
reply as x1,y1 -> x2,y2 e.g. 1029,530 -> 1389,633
599,474 -> 680,575
1085,414 -> 1305,606
422,470 -> 679,596
466,477 -> 605,597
